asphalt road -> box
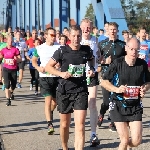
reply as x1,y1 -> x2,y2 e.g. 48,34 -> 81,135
0,68 -> 150,150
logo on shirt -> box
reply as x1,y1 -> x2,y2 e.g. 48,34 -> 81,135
140,45 -> 148,50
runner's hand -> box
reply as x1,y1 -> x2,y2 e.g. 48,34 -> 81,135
88,70 -> 95,77
140,85 -> 147,98
115,85 -> 127,93
37,66 -> 45,73
60,72 -> 72,79
105,56 -> 111,64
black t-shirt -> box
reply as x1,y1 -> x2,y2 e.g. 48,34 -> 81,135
98,39 -> 126,73
103,56 -> 150,100
52,45 -> 93,93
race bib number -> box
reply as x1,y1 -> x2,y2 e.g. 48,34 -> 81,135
123,86 -> 140,100
138,54 -> 146,60
5,59 -> 15,66
68,64 -> 85,77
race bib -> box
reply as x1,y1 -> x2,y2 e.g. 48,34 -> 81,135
68,64 -> 85,77
123,86 -> 140,100
138,54 -> 146,60
5,59 -> 15,66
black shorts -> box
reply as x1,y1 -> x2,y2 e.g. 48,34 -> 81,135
88,72 -> 99,87
56,91 -> 88,114
109,100 -> 143,122
39,77 -> 58,98
18,61 -> 25,70
0,60 -> 2,64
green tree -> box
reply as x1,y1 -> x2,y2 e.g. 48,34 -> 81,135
84,3 -> 95,25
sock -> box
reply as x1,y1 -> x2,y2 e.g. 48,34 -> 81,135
91,132 -> 96,137
47,121 -> 53,126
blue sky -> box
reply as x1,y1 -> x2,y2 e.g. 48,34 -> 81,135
0,0 -> 91,25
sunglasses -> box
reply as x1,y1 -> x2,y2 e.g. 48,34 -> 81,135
50,34 -> 56,37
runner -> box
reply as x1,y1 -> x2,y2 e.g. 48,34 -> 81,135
122,30 -> 129,43
59,34 -> 67,46
45,25 -> 95,150
32,27 -> 60,135
100,38 -> 150,150
97,22 -> 126,132
26,39 -> 40,95
138,26 -> 150,63
0,35 -> 22,106
13,31 -> 27,88
80,18 -> 100,147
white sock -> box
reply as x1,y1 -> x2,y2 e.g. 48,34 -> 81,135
91,132 -> 96,137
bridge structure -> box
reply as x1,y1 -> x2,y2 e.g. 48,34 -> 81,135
4,0 -> 128,39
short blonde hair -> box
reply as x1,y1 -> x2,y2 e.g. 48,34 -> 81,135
80,18 -> 92,24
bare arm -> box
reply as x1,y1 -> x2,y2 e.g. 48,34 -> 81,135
100,79 -> 118,92
15,55 -> 22,63
45,58 -> 62,77
32,56 -> 39,69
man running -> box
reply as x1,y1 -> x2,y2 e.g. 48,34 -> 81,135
32,27 -> 60,135
100,38 -> 150,150
80,18 -> 100,146
13,31 -> 27,88
0,35 -> 22,106
45,25 -> 95,150
97,22 -> 126,132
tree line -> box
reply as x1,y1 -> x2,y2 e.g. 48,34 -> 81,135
84,0 -> 150,34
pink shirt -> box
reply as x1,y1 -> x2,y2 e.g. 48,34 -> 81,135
0,47 -> 20,69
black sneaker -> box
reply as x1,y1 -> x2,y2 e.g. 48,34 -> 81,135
90,134 -> 100,147
107,113 -> 111,120
6,100 -> 11,106
10,94 -> 14,100
97,114 -> 104,127
109,123 -> 117,132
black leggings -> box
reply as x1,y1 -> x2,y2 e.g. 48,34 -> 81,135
29,69 -> 39,91
100,87 -> 110,115
3,67 -> 17,90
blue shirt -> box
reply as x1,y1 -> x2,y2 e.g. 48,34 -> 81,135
27,48 -> 41,69
138,40 -> 150,63
98,34 -> 108,43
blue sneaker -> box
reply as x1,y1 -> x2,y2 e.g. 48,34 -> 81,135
17,83 -> 22,88
2,84 -> 5,91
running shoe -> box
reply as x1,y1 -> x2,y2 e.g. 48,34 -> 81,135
97,114 -> 104,127
17,83 -> 22,88
2,84 -> 5,91
10,93 -> 14,100
30,84 -> 33,91
90,134 -> 100,147
48,125 -> 55,135
107,113 -> 111,120
109,123 -> 117,132
34,91 -> 38,95
6,100 -> 11,106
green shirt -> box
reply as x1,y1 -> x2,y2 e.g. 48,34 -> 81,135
0,42 -> 7,62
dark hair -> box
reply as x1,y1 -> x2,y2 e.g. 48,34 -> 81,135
122,30 -> 129,35
138,26 -> 146,32
92,27 -> 98,30
99,29 -> 104,32
63,27 -> 69,31
44,27 -> 56,35
69,25 -> 81,33
109,22 -> 119,29
59,34 -> 68,41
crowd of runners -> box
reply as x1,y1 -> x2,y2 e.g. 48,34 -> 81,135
0,19 -> 150,150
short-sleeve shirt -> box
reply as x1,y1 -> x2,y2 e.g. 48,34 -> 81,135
26,38 -> 42,48
103,56 -> 150,100
0,47 -> 20,69
98,39 -> 126,73
27,48 -> 41,69
51,45 -> 93,93
138,40 -> 150,63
